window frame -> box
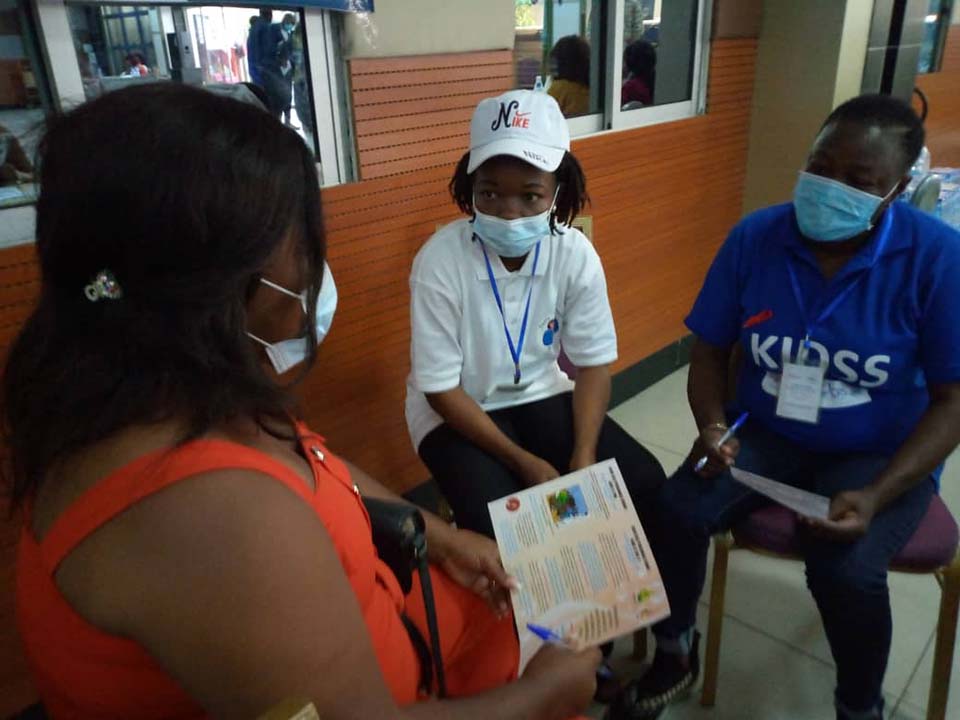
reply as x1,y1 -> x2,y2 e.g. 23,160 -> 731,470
565,0 -> 712,139
35,0 -> 353,183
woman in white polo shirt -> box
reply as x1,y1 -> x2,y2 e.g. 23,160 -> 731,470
405,89 -> 665,557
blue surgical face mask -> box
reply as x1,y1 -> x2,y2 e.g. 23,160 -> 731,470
248,262 -> 337,375
472,190 -> 558,257
283,23 -> 294,33
793,171 -> 898,243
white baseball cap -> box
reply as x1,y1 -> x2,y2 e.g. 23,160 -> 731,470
467,89 -> 571,174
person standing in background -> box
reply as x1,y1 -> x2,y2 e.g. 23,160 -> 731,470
246,15 -> 263,86
261,13 -> 296,127
248,9 -> 273,90
291,18 -> 313,137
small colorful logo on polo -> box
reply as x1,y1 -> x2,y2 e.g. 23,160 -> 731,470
506,497 -> 520,512
543,318 -> 560,346
743,309 -> 774,329
491,100 -> 531,131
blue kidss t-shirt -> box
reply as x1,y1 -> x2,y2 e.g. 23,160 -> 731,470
687,201 -> 960,461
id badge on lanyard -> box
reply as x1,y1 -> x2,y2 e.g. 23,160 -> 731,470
478,235 -> 541,389
777,239 -> 883,424
776,338 -> 826,424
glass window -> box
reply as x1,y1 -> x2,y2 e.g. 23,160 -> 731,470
918,0 -> 956,74
505,0 -> 709,135
621,0 -> 699,110
514,0 -> 604,119
0,0 -> 53,209
66,4 -> 318,156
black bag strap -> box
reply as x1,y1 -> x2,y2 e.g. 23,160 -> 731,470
360,497 -> 446,698
413,533 -> 446,699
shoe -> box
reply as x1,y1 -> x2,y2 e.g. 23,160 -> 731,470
603,631 -> 700,720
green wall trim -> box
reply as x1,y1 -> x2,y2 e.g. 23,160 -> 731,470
610,335 -> 694,408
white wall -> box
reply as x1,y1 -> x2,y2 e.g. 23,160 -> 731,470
743,0 -> 876,213
834,0 -> 875,107
35,0 -> 84,109
342,0 -> 516,58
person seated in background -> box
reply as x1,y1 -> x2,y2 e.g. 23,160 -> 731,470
123,52 -> 149,77
621,40 -> 656,108
547,35 -> 591,117
0,127 -> 34,185
405,89 -> 667,698
10,83 -> 601,720
608,94 -> 960,720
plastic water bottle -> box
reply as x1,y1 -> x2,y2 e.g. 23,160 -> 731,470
903,145 -> 933,203
912,146 -> 932,177
533,75 -> 544,92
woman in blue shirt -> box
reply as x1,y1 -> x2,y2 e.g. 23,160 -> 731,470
609,94 -> 960,720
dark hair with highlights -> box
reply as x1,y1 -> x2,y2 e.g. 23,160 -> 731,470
2,82 -> 324,508
449,151 -> 589,233
822,93 -> 925,173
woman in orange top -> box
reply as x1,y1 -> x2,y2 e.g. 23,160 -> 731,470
8,83 -> 599,719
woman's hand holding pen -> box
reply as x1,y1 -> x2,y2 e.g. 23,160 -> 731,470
689,425 -> 740,478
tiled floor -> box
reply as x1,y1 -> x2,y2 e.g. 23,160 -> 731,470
585,365 -> 960,719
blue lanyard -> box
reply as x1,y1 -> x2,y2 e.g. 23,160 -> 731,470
786,218 -> 892,349
478,237 -> 541,384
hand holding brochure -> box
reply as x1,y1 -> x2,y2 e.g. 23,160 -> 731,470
730,467 -> 830,520
487,459 -> 670,673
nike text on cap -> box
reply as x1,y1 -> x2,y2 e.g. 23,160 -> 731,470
467,89 -> 571,174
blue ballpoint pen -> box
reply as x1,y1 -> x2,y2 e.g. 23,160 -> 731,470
526,622 -> 613,678
693,411 -> 750,473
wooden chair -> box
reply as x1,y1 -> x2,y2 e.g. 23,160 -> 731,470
257,699 -> 321,720
700,497 -> 960,720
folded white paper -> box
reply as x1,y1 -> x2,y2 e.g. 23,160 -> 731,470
730,467 -> 831,520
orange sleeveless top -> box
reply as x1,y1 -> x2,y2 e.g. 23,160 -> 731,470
15,424 -> 422,718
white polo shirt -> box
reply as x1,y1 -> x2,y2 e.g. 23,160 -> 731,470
405,218 -> 618,451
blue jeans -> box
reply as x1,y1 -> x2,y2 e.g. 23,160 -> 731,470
653,418 -> 934,716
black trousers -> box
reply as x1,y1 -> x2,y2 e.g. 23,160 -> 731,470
418,391 -> 667,540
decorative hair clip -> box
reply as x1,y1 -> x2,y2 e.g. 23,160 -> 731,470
84,269 -> 123,302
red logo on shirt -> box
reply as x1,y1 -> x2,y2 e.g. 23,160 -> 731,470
743,309 -> 774,329
506,497 -> 520,512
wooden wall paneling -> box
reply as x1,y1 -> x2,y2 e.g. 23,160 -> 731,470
349,50 -> 513,180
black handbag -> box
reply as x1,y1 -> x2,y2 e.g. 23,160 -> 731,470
361,497 -> 446,698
